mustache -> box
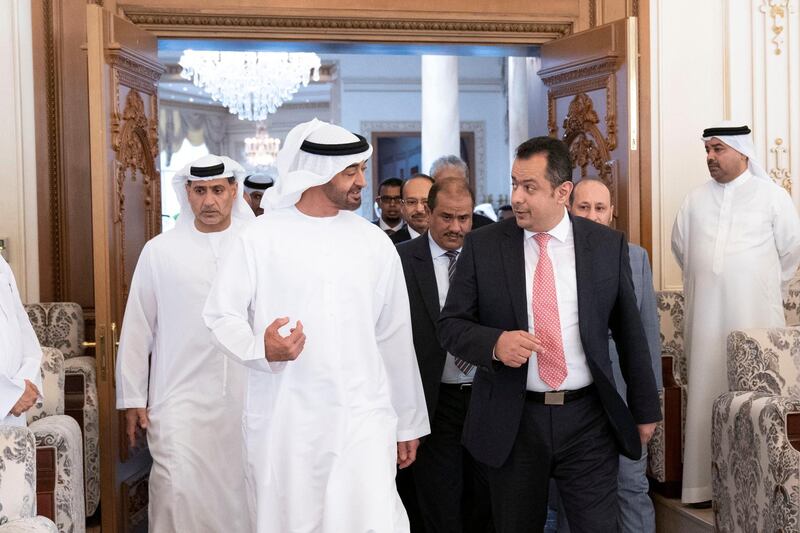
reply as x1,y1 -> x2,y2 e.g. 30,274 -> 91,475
444,232 -> 463,239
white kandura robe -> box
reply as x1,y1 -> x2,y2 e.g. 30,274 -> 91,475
203,206 -> 430,533
672,171 -> 800,503
116,221 -> 252,533
0,256 -> 42,427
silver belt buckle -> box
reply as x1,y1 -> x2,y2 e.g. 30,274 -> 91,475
544,391 -> 565,405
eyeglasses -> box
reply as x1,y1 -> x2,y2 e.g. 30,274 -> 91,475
402,198 -> 428,208
378,195 -> 402,204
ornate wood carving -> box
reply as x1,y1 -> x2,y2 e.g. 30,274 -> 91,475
111,88 -> 161,309
561,93 -> 615,189
120,465 -> 150,533
124,9 -> 572,43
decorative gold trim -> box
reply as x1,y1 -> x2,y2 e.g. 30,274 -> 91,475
43,0 -> 65,300
124,9 -> 573,43
760,0 -> 794,55
589,0 -> 597,28
108,48 -> 165,95
769,137 -> 792,193
561,93 -> 615,187
546,73 -> 617,153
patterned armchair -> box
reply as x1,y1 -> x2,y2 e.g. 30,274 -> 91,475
26,347 -> 85,533
784,275 -> 800,326
24,303 -> 99,516
0,425 -> 58,533
712,327 -> 800,533
647,290 -> 687,496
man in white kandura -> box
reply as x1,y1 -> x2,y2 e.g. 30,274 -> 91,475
1,256 -> 42,427
203,118 -> 430,533
115,155 -> 254,532
672,121 -> 800,504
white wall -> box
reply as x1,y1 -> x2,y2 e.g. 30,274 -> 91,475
649,0 -> 726,289
0,0 -> 38,301
649,0 -> 800,290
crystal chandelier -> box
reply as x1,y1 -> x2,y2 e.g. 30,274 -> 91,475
245,124 -> 281,168
179,50 -> 321,121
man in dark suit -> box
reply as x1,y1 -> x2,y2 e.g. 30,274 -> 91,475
438,137 -> 661,533
391,174 -> 434,245
396,177 -> 492,533
373,177 -> 405,235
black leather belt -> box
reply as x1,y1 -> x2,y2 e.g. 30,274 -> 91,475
440,383 -> 473,392
526,385 -> 594,405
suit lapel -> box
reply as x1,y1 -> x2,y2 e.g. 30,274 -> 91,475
501,223 -> 529,330
411,234 -> 442,324
572,216 -> 595,355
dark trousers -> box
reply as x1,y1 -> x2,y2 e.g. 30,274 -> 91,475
488,390 -> 619,533
397,466 -> 424,532
413,383 -> 493,533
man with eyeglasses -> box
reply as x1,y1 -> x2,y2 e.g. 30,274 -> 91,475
391,173 -> 435,244
374,177 -> 405,235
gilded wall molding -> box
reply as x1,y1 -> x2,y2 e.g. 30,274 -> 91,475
43,0 -> 66,299
546,73 -> 617,155
123,9 -> 572,43
760,0 -> 794,55
769,138 -> 792,193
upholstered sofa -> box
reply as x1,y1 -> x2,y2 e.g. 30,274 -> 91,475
0,425 -> 58,533
647,290 -> 687,496
711,327 -> 800,532
26,347 -> 85,533
24,303 -> 99,517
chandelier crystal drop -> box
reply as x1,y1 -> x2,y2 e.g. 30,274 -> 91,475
179,50 -> 322,121
245,124 -> 281,168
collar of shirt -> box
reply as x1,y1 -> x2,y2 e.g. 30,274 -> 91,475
428,233 -> 462,259
523,207 -> 571,243
379,219 -> 404,232
408,226 -> 421,239
713,169 -> 752,191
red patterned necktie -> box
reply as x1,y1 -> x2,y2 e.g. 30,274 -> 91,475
532,233 -> 567,389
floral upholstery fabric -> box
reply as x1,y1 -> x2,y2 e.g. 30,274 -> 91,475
0,517 -> 58,533
784,275 -> 800,327
648,290 -> 687,483
0,426 -> 37,525
27,349 -> 65,423
28,416 -> 85,533
23,303 -> 98,516
62,358 -> 98,516
712,327 -> 800,533
23,304 -> 84,359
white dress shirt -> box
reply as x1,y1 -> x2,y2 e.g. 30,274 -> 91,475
408,226 -> 421,239
429,234 -> 475,384
378,219 -> 404,233
524,209 -> 592,392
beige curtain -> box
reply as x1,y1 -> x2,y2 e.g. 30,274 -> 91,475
159,107 -> 230,165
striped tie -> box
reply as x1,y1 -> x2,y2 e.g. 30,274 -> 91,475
446,250 -> 474,375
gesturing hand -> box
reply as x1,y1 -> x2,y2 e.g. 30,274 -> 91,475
125,407 -> 149,449
264,317 -> 306,362
9,380 -> 39,416
494,330 -> 544,368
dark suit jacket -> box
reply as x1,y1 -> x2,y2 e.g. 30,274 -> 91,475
437,215 -> 661,468
472,213 -> 494,229
390,227 -> 412,244
396,233 -> 449,421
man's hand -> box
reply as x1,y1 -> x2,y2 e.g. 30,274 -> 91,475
125,407 -> 149,449
638,422 -> 657,445
494,331 -> 544,368
264,317 -> 306,362
9,380 -> 39,416
397,439 -> 420,469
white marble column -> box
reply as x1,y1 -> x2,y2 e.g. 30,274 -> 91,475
507,57 -> 529,163
421,55 -> 460,174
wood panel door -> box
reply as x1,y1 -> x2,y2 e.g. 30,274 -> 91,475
86,4 -> 163,531
539,17 -> 640,242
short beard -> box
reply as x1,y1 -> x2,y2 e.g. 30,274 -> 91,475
322,181 -> 361,211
